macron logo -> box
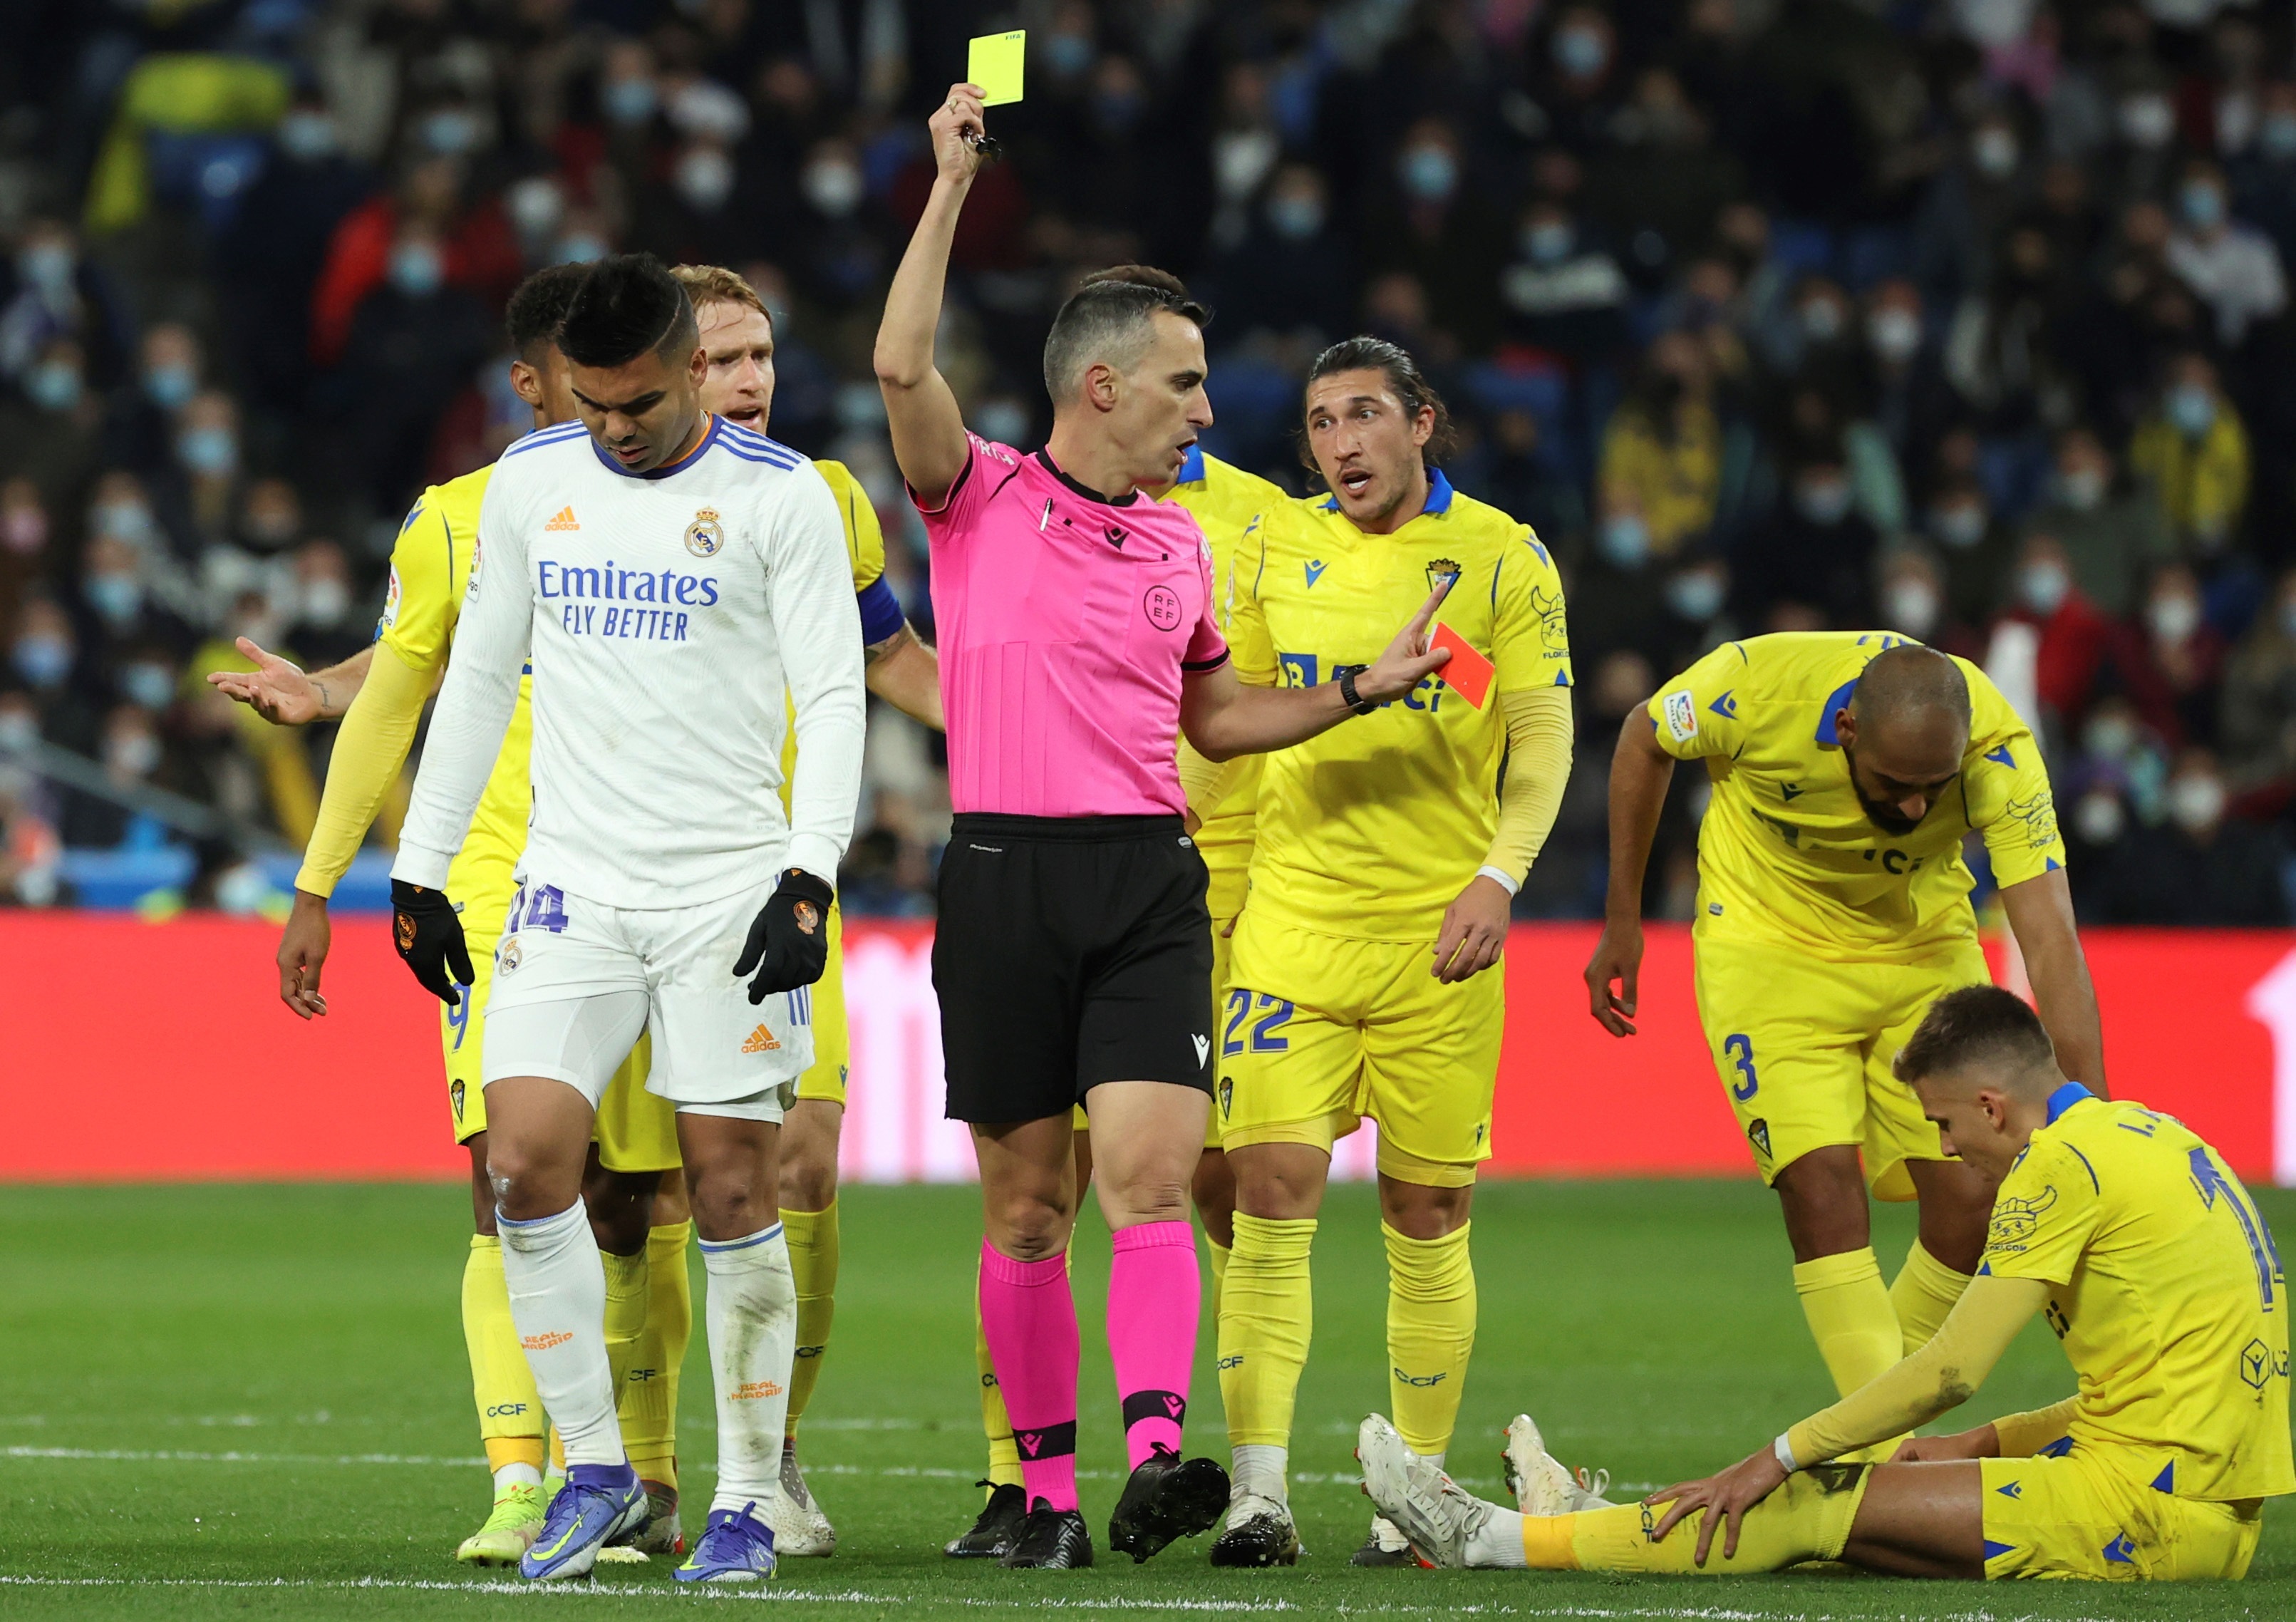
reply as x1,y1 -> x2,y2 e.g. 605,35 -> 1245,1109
544,505 -> 580,532
1192,1034 -> 1210,1066
1305,559 -> 1327,587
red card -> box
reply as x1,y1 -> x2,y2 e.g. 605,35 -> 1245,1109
1430,622 -> 1494,708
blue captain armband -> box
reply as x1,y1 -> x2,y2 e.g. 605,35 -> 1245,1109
856,576 -> 906,646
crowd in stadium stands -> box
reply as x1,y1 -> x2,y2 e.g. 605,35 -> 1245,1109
0,0 -> 2292,926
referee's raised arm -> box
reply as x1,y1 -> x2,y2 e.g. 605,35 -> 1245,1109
873,83 -> 990,507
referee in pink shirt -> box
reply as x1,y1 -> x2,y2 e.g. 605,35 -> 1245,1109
874,86 -> 1455,1570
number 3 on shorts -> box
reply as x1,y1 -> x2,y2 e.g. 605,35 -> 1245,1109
1722,1032 -> 1759,1101
1223,989 -> 1294,1057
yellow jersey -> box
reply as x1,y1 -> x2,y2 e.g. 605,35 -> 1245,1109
1162,447 -> 1285,912
1648,631 -> 2064,961
1230,469 -> 1573,941
1982,1086 -> 2292,1502
777,458 -> 899,811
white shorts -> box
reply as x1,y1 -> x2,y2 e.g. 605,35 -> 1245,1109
480,873 -> 814,1122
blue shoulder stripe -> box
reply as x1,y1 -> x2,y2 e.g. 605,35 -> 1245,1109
714,443 -> 800,468
719,422 -> 802,466
503,423 -> 587,459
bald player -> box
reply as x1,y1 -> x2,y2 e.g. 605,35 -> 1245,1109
1583,634 -> 2104,1419
1362,983 -> 2287,1582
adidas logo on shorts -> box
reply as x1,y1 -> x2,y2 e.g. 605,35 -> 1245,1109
742,1024 -> 780,1053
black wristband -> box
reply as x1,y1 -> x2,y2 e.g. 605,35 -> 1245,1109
1337,667 -> 1375,716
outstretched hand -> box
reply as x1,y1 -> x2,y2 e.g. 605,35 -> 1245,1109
205,638 -> 321,726
928,83 -> 991,187
1645,1444 -> 1789,1567
1353,582 -> 1455,705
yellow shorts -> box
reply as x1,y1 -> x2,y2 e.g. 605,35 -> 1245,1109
791,904 -> 852,1107
1692,932 -> 1989,1202
1216,916 -> 1500,1187
1980,1452 -> 2262,1581
1069,901 -> 1238,1146
442,854 -> 679,1174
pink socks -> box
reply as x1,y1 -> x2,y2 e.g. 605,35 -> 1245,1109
978,1239 -> 1080,1512
1107,1219 -> 1199,1469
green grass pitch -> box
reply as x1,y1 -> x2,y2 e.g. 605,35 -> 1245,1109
4,1179 -> 2290,1619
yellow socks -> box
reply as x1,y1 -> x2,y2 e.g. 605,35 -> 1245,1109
1219,1214 -> 1317,1452
1384,1221 -> 1476,1457
1204,1234 -> 1230,1327
1792,1248 -> 1901,1398
1890,1239 -> 1972,1354
624,1219 -> 691,1489
1523,1463 -> 1873,1571
462,1236 -> 544,1477
973,1274 -> 1022,1490
781,1202 -> 840,1439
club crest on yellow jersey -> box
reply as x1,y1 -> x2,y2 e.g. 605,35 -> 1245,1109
2005,791 -> 2060,853
1426,557 -> 1461,593
686,507 -> 725,557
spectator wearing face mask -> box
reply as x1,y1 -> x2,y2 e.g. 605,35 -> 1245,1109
1499,198 -> 1629,365
321,219 -> 492,513
160,389 -> 245,545
106,322 -> 205,477
76,534 -> 197,673
776,135 -> 889,312
7,595 -> 98,753
1527,5 -> 1625,154
0,478 -> 46,635
286,539 -> 366,668
0,336 -> 103,509
2002,530 -> 2113,728
2020,425 -> 2171,616
306,155 -> 521,368
1876,547 -> 1982,660
2101,748 -> 2289,926
2228,81 -> 2296,272
2163,159 -> 2287,348
2130,352 -> 2249,554
1856,278 -> 1956,490
632,135 -> 752,270
1925,475 -> 2017,631
1736,453 -> 1878,629
1583,68 -> 1744,294
1912,108 -> 2032,309
1362,118 -> 1509,352
0,217 -> 136,391
1204,165 -> 1354,344
1596,331 -> 1722,572
2111,562 -> 2225,749
2216,567 -> 2296,800
62,704 -> 173,849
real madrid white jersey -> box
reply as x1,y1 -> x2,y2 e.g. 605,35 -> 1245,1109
393,415 -> 867,910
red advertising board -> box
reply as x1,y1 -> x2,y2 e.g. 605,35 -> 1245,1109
0,914 -> 2285,1184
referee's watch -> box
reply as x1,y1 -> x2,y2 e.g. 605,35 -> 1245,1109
1336,666 -> 1376,716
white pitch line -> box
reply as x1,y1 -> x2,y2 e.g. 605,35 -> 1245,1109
0,1576 -> 2179,1621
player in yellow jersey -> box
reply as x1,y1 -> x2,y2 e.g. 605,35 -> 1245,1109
1362,985 -> 2291,1583
213,263 -> 941,1564
943,388 -> 1284,1559
668,264 -> 941,1556
1207,338 -> 1576,1567
1583,634 -> 2106,1433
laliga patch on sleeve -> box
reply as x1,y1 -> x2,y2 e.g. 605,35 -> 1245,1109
968,31 -> 1026,105
1662,688 -> 1697,743
381,563 -> 403,629
1430,624 -> 1494,708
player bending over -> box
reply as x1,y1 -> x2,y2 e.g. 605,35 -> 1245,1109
1586,636 -> 2104,1422
1361,984 -> 2290,1581
944,275 -> 1284,1561
212,265 -> 692,1564
879,83 -> 1452,1569
389,254 -> 864,1584
1206,339 -> 1576,1567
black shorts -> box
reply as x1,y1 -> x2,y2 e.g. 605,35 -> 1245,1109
935,812 -> 1215,1125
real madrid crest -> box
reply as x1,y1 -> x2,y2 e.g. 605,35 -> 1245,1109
686,507 -> 725,557
497,936 -> 522,975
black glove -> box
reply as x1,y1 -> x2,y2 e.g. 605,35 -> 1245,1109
391,879 -> 474,1005
733,868 -> 834,1003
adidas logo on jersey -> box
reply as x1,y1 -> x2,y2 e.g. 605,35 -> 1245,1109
742,1024 -> 781,1053
544,505 -> 580,531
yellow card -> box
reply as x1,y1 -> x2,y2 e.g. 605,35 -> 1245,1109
967,31 -> 1026,106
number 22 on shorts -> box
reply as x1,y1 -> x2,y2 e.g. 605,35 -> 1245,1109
1222,989 -> 1294,1057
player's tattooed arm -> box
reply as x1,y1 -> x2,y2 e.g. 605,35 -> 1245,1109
863,621 -> 943,730
1584,713 -> 1676,1036
206,640 -> 375,725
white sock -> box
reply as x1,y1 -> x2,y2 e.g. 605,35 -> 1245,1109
1231,1442 -> 1288,1505
1464,1501 -> 1530,1568
493,1462 -> 543,1495
700,1222 -> 797,1518
498,1201 -> 624,1468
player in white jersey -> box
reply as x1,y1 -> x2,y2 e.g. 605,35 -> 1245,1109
388,255 -> 867,1585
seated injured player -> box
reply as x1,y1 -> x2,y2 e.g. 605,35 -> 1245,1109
1357,985 -> 2290,1583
